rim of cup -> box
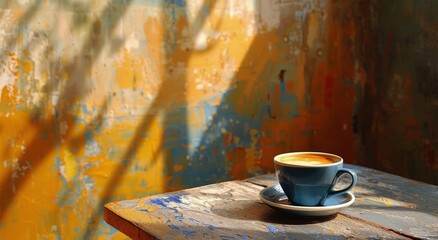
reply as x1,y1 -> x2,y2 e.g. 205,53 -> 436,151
274,151 -> 343,168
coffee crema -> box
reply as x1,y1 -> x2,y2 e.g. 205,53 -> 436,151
276,154 -> 336,166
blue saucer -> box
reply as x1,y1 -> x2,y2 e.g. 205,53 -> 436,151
259,184 -> 355,217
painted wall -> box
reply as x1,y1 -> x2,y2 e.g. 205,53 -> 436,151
0,0 -> 436,239
354,0 -> 438,184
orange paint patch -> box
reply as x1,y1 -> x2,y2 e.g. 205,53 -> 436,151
21,61 -> 33,74
227,147 -> 248,180
173,164 -> 183,172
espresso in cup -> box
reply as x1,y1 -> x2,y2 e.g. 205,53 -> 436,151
276,153 -> 336,166
274,152 -> 357,206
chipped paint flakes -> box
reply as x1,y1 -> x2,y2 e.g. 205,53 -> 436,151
150,194 -> 186,208
60,150 -> 77,182
0,53 -> 20,100
168,224 -> 196,237
125,33 -> 140,53
266,225 -> 285,233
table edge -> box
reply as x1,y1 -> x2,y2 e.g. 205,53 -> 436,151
104,204 -> 156,240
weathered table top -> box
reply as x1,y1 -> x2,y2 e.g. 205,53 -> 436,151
104,165 -> 438,239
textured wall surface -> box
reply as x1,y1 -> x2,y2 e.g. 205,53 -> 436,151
354,0 -> 438,184
0,0 -> 436,239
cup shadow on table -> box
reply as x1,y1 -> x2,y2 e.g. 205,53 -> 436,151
210,199 -> 337,225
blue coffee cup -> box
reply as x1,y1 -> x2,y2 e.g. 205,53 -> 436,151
274,152 -> 357,206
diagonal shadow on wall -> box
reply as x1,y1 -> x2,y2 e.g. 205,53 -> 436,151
81,0 -> 224,238
0,0 -> 133,222
86,0 -> 322,238
1,0 -> 345,239
182,1 -> 309,188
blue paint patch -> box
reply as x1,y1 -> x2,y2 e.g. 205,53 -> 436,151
165,0 -> 185,7
267,225 -> 285,233
267,225 -> 276,233
189,217 -> 201,223
168,224 -> 195,237
84,176 -> 96,190
81,105 -> 88,115
133,161 -> 147,171
202,6 -> 209,15
184,99 -> 265,187
150,194 -> 185,207
53,156 -> 61,170
84,130 -> 101,157
137,209 -> 150,213
207,225 -> 217,231
65,196 -> 75,206
279,79 -> 298,117
219,235 -> 236,240
151,198 -> 167,207
84,131 -> 93,145
175,214 -> 184,221
188,217 -> 217,231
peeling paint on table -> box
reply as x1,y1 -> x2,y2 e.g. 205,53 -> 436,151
105,165 -> 437,239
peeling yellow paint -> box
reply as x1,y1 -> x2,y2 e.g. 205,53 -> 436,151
62,150 -> 77,182
0,1 -> 387,239
115,49 -> 144,89
137,201 -> 159,213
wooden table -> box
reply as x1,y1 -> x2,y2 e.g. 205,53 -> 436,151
104,165 -> 438,239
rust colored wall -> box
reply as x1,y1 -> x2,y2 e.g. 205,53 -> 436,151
0,0 -> 436,239
354,0 -> 438,184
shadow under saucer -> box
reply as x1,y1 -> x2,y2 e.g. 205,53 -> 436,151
210,199 -> 339,225
259,184 -> 355,217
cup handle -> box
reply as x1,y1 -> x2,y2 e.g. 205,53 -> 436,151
319,168 -> 358,205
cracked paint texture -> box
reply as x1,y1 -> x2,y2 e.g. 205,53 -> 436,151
0,0 -> 437,239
